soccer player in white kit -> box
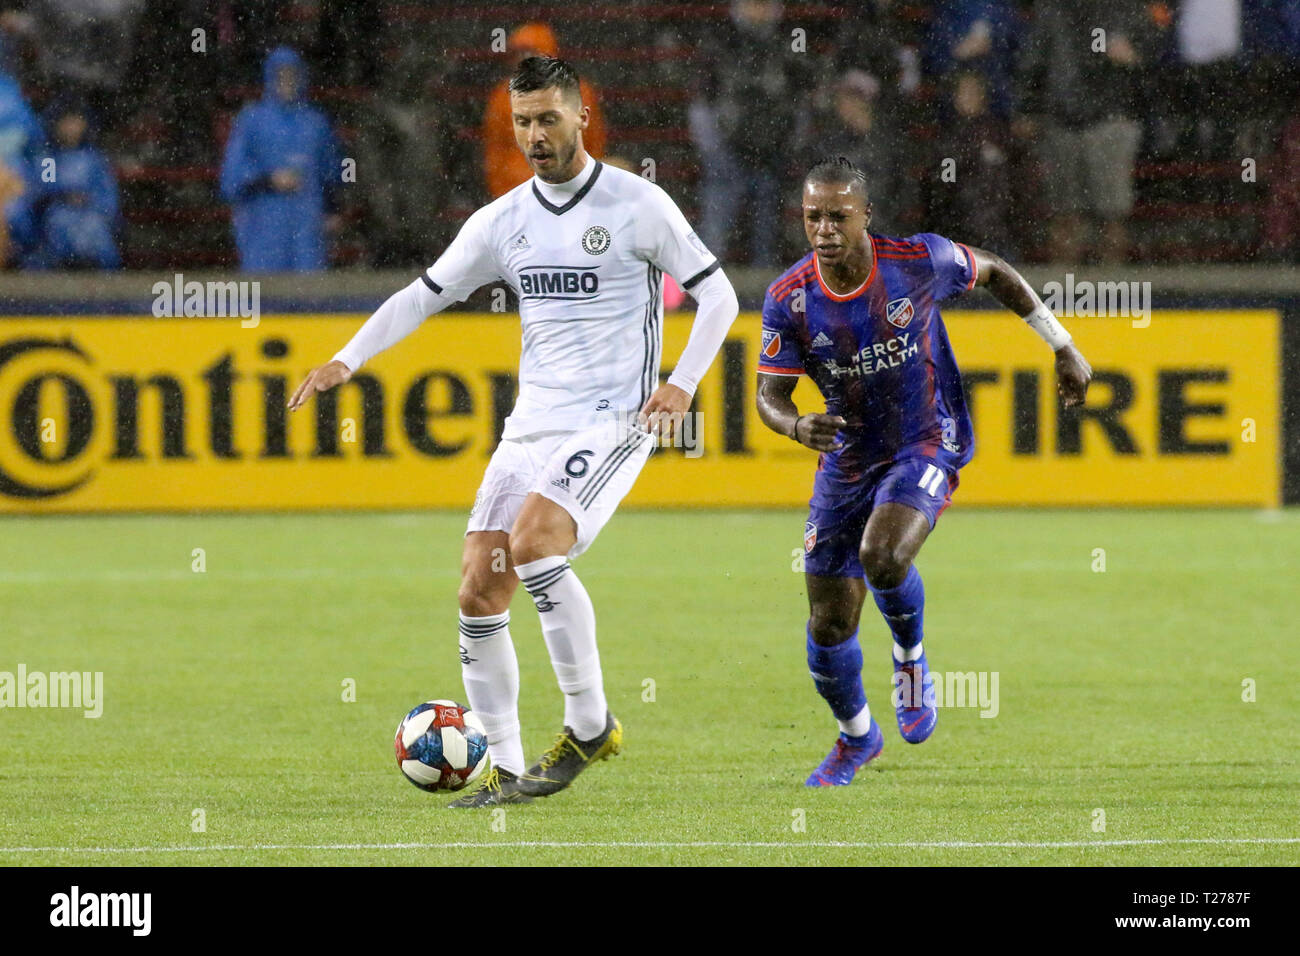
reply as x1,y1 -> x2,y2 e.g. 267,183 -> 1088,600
288,56 -> 739,806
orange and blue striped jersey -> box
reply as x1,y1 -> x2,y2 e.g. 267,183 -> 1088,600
760,233 -> 978,478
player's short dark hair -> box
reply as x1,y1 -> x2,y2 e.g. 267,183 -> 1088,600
509,55 -> 582,107
804,156 -> 869,202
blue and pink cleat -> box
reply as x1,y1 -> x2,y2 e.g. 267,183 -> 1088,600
805,719 -> 884,786
893,651 -> 937,743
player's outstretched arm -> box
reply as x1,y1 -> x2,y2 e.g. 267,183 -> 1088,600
967,246 -> 1092,407
756,372 -> 844,452
290,207 -> 499,412
287,277 -> 437,411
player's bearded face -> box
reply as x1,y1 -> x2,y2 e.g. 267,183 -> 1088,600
802,182 -> 870,267
511,88 -> 585,182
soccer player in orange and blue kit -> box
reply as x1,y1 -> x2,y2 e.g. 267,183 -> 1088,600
757,157 -> 1093,786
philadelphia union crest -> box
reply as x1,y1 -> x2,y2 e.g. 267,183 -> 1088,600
582,225 -> 612,255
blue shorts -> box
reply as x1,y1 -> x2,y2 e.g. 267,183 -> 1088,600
803,454 -> 960,578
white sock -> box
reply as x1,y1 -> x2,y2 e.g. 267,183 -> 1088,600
839,702 -> 873,738
893,640 -> 923,663
458,611 -> 525,775
515,555 -> 608,740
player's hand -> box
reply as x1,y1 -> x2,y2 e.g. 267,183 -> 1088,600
793,413 -> 846,452
1054,343 -> 1092,408
638,383 -> 692,444
288,360 -> 352,411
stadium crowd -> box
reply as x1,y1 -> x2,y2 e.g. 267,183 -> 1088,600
1,0 -> 1298,273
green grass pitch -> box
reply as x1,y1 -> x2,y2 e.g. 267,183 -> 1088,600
1,508 -> 1297,866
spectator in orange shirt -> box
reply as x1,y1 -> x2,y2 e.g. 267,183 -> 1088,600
482,23 -> 606,198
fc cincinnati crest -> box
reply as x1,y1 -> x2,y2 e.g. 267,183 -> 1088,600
804,521 -> 818,553
886,296 -> 914,329
581,225 -> 612,255
762,329 -> 781,358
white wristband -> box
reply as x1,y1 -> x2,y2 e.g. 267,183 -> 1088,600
1024,304 -> 1072,350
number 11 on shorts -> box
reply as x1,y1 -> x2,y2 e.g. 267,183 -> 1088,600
918,464 -> 945,498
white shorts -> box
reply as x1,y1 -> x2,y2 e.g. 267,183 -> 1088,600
466,421 -> 654,559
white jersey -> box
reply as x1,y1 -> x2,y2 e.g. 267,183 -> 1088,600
423,156 -> 719,439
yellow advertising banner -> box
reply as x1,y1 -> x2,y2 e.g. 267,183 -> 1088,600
0,310 -> 1279,512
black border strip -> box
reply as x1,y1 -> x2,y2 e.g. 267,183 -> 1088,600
1281,300 -> 1299,505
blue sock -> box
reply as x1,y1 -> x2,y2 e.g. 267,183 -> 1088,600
806,625 -> 869,735
870,565 -> 925,653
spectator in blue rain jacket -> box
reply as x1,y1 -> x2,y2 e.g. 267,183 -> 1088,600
0,55 -> 43,265
24,103 -> 120,269
924,0 -> 1019,119
219,46 -> 342,272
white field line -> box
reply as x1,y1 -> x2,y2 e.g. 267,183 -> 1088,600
2,837 -> 1297,854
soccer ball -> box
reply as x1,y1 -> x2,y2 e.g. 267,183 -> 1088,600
394,700 -> 490,791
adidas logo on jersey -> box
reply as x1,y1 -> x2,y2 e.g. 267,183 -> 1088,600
511,233 -> 530,249
549,476 -> 571,492
811,331 -> 833,349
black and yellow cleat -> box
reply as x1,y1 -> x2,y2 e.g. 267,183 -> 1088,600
446,767 -> 533,808
516,712 -> 623,797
